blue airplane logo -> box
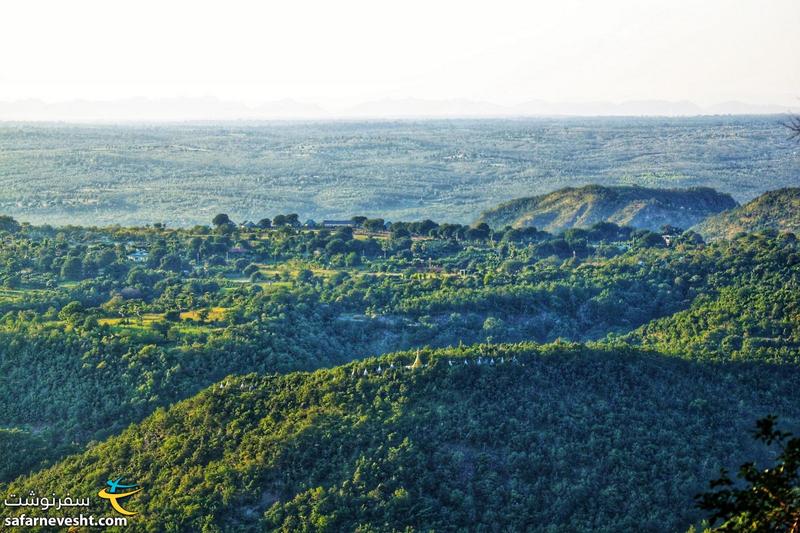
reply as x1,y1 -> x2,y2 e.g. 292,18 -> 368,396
106,477 -> 138,494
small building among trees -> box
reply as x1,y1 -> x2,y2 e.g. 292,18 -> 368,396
322,220 -> 356,228
126,250 -> 149,263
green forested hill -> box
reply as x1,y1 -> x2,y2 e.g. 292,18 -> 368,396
693,188 -> 800,240
0,222 -> 791,481
623,232 -> 800,362
3,343 -> 798,532
0,212 -> 798,531
476,185 -> 737,232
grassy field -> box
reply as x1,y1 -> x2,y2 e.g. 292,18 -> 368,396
97,308 -> 229,333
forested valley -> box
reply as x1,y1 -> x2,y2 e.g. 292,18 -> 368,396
0,201 -> 798,531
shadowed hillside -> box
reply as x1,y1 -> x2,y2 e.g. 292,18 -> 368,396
3,343 -> 799,532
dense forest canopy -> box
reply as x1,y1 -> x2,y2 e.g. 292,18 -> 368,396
0,182 -> 797,530
4,343 -> 799,532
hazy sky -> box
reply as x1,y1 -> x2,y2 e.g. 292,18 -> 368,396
1,0 -> 798,110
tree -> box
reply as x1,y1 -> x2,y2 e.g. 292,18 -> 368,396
96,248 -> 118,267
147,246 -> 167,268
82,315 -> 99,330
296,269 -> 314,283
58,301 -> 84,322
364,219 -> 386,233
334,227 -> 353,240
588,221 -> 621,242
325,239 -> 347,255
257,218 -> 272,229
660,224 -> 684,235
212,214 -> 231,227
126,266 -> 151,287
60,256 -> 83,280
160,254 -> 183,272
416,219 -> 439,235
634,231 -> 666,249
82,257 -> 99,278
696,416 -> 800,531
465,223 -> 491,241
3,274 -> 20,289
391,226 -> 411,239
0,215 -> 21,234
345,252 -> 361,267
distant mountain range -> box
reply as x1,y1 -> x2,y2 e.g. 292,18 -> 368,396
476,185 -> 738,233
0,97 -> 797,121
